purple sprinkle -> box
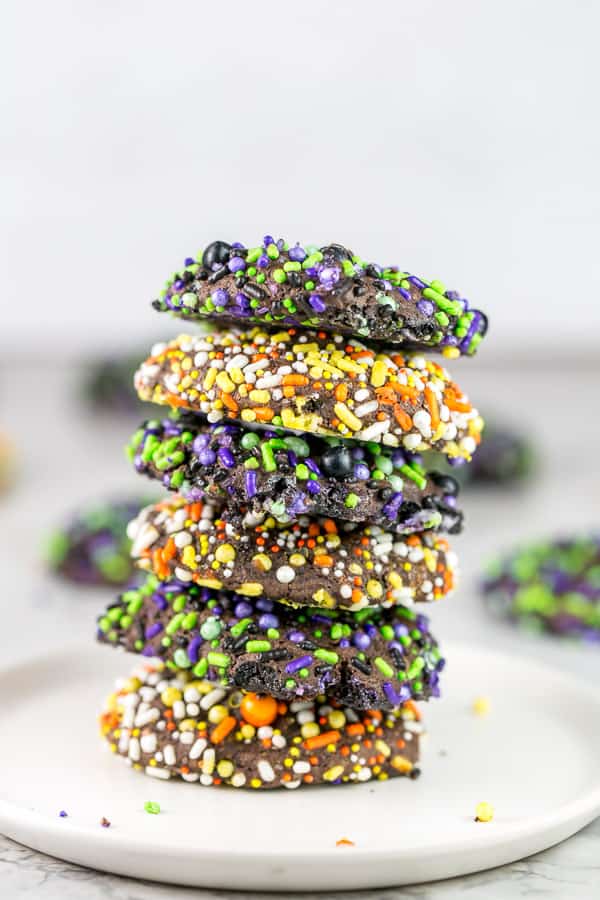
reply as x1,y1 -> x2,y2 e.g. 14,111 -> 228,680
309,293 -> 326,313
306,481 -> 320,495
198,448 -> 217,466
245,469 -> 257,498
288,244 -> 307,262
228,256 -> 246,273
353,632 -> 371,650
318,266 -> 340,288
286,655 -> 313,674
59,810 -> 68,818
218,447 -> 235,469
256,597 -> 274,612
235,600 -> 254,618
417,299 -> 435,317
192,433 -> 210,453
398,287 -> 411,300
184,257 -> 194,266
256,255 -> 269,268
262,235 -> 274,247
354,463 -> 370,480
145,622 -> 163,639
339,638 -> 350,649
288,630 -> 305,643
259,613 -> 279,631
187,634 -> 203,664
212,289 -> 229,307
141,645 -> 157,657
409,275 -> 426,289
383,682 -> 404,705
305,458 -> 322,476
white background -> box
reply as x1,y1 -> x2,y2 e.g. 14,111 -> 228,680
1,0 -> 599,355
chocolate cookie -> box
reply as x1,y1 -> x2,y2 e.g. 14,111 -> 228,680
151,237 -> 487,356
100,662 -> 423,788
127,415 -> 463,534
128,496 -> 458,609
97,575 -> 444,709
45,497 -> 156,587
482,535 -> 600,640
134,328 -> 483,459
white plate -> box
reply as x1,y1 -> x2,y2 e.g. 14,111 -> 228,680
0,643 -> 599,891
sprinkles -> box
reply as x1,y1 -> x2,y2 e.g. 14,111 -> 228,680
127,496 -> 458,610
151,238 -> 488,356
96,574 -> 445,710
99,662 -> 423,790
127,414 -> 463,534
134,328 -> 483,459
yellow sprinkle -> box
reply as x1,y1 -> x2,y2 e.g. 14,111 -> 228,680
293,342 -> 319,354
241,409 -> 257,422
215,543 -> 236,563
301,722 -> 320,739
312,588 -> 336,608
371,360 -> 388,387
228,367 -> 245,384
217,759 -> 234,778
238,582 -> 264,596
334,402 -> 362,432
203,367 -> 217,390
195,577 -> 224,590
179,718 -> 197,731
208,704 -> 228,724
216,371 -> 236,393
328,710 -> 346,729
240,723 -> 256,740
160,687 -> 182,707
323,765 -> 345,782
375,739 -> 391,757
366,579 -> 383,599
289,553 -> 306,567
182,545 -> 197,569
475,802 -> 494,822
249,389 -> 270,404
472,696 -> 490,716
388,571 -> 404,589
334,357 -> 364,375
442,346 -> 461,359
251,553 -> 272,572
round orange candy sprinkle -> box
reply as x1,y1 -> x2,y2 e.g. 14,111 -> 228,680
240,693 -> 278,727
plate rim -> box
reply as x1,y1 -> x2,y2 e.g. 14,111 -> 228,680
1,641 -> 599,885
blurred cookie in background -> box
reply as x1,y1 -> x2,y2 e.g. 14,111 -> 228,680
82,355 -> 141,415
0,432 -> 16,494
44,497 -> 157,588
434,420 -> 536,489
482,535 -> 600,641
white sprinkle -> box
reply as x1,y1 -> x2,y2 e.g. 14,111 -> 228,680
189,738 -> 208,760
200,688 -> 226,710
163,744 -> 176,766
258,760 -> 275,782
276,565 -> 295,584
140,733 -> 157,753
128,737 -> 140,761
145,765 -> 171,780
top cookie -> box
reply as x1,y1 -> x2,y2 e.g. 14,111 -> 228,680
134,328 -> 483,459
151,237 -> 488,356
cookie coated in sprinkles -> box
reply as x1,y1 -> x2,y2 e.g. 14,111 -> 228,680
134,327 -> 483,459
96,574 -> 445,709
100,663 -> 423,789
127,496 -> 458,610
151,237 -> 487,355
127,414 -> 464,535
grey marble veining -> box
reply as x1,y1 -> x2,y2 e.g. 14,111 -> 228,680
1,358 -> 600,899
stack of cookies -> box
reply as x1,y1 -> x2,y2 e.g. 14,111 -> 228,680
98,237 -> 487,790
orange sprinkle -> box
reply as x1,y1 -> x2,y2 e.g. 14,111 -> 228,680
282,374 -> 309,387
334,383 -> 348,402
304,730 -> 341,750
336,838 -> 355,847
424,386 -> 440,429
314,555 -> 333,568
393,405 -> 413,430
345,723 -> 365,737
253,407 -> 275,422
404,700 -> 421,721
221,392 -> 239,413
210,715 -> 237,744
322,518 -> 338,534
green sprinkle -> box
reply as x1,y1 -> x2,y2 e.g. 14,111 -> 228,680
173,648 -> 192,668
166,613 -> 185,636
400,464 -> 427,491
266,243 -> 279,260
241,432 -> 260,450
408,657 -> 425,679
272,268 -> 287,284
200,617 -> 222,640
283,261 -> 301,272
245,640 -> 271,653
295,463 -> 309,480
304,279 -> 315,290
230,617 -> 252,637
344,493 -> 360,509
193,659 -> 208,677
380,625 -> 394,641
374,657 -> 394,677
314,648 -> 339,665
144,801 -> 161,815
261,442 -> 277,472
207,651 -> 230,668
181,612 -> 198,630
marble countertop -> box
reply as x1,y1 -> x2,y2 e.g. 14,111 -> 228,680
1,357 -> 599,899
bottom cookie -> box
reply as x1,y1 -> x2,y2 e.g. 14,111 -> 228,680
100,662 -> 423,789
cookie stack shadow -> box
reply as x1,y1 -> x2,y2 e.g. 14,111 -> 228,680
97,237 -> 487,789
